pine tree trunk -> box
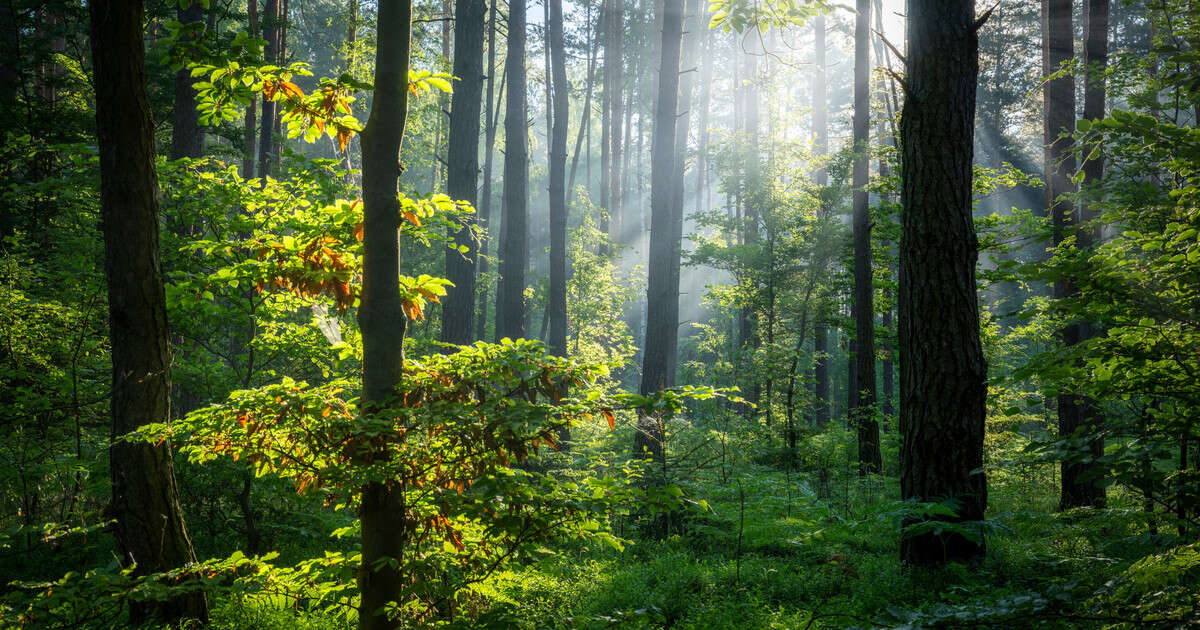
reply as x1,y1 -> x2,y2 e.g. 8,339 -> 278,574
606,0 -> 624,245
257,0 -> 279,179
357,1 -> 412,627
851,0 -> 880,474
636,0 -> 684,463
476,0 -> 501,341
171,2 -> 205,159
898,0 -> 988,566
496,0 -> 529,340
242,0 -> 259,178
441,0 -> 486,345
89,0 -> 208,622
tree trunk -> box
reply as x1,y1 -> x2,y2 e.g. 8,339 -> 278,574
357,1 -> 412,627
476,0 -> 501,341
89,0 -> 208,623
636,0 -> 684,463
811,14 -> 831,428
171,2 -> 205,159
606,0 -> 624,246
898,0 -> 988,566
242,0 -> 259,178
1058,0 -> 1108,510
567,0 -> 598,206
440,0 -> 486,345
496,0 -> 529,340
851,0 -> 880,474
257,0 -> 279,179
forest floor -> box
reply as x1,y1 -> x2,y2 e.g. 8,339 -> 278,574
205,424 -> 1169,629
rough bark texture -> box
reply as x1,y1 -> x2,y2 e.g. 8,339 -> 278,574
89,0 -> 208,623
636,0 -> 684,463
356,1 -> 412,627
496,0 -> 529,340
440,0 -> 485,345
851,0 -> 880,474
1058,0 -> 1109,510
548,0 -> 569,357
898,0 -> 988,566
811,15 -> 831,428
171,2 -> 205,159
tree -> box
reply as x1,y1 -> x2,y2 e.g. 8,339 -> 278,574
1056,0 -> 1109,510
851,0 -> 880,474
440,0 -> 486,345
636,0 -> 684,462
898,0 -> 989,566
257,0 -> 280,179
88,0 -> 208,622
811,13 -> 831,428
476,0 -> 501,340
356,0 -> 412,626
496,0 -> 529,340
171,2 -> 205,160
548,0 -> 569,358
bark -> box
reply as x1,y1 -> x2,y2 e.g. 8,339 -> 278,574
548,0 -> 569,357
851,0 -> 880,474
636,0 -> 684,463
898,0 -> 988,566
89,0 -> 208,622
476,0 -> 501,340
811,14 -> 831,428
357,1 -> 412,627
258,0 -> 279,179
171,2 -> 205,159
606,0 -> 624,245
1059,0 -> 1109,510
667,0 -> 699,382
440,0 -> 486,345
243,0 -> 259,178
567,1 -> 598,206
496,0 -> 529,340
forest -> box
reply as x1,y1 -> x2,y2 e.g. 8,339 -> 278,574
2,0 -> 1199,627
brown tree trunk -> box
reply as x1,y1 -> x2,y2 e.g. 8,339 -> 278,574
476,0 -> 502,341
440,0 -> 486,345
898,0 -> 988,566
89,0 -> 208,622
496,0 -> 529,340
636,0 -> 684,463
851,0 -> 880,474
606,0 -> 624,245
356,1 -> 412,627
258,0 -> 279,179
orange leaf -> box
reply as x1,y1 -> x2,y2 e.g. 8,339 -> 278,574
322,406 -> 332,418
237,414 -> 249,428
602,409 -> 616,431
403,210 -> 421,227
336,129 -> 351,153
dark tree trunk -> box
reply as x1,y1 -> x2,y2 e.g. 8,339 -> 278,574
1058,0 -> 1109,510
811,14 -> 831,428
496,0 -> 529,340
241,0 -> 258,178
548,0 -> 569,357
440,0 -> 486,345
635,0 -> 684,463
171,2 -> 205,159
567,0 -> 598,206
898,0 -> 988,566
476,0 -> 501,341
89,0 -> 208,623
851,0 -> 880,474
606,0 -> 623,245
666,0 -> 700,383
356,1 -> 412,627
258,0 -> 279,179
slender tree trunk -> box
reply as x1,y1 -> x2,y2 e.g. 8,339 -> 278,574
666,0 -> 699,382
636,0 -> 684,463
476,1 -> 501,341
89,0 -> 208,622
567,0 -> 598,206
811,14 -> 831,428
258,0 -> 279,179
242,0 -> 259,178
441,0 -> 486,345
851,0 -> 880,474
496,0 -> 529,340
357,1 -> 412,627
547,0 -> 570,446
606,0 -> 624,245
898,0 -> 988,566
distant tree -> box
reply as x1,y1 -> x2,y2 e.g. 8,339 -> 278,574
496,0 -> 529,340
810,14 -> 831,428
898,0 -> 989,566
88,0 -> 208,622
440,0 -> 486,345
171,2 -> 205,159
476,0 -> 501,340
850,0 -> 880,475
